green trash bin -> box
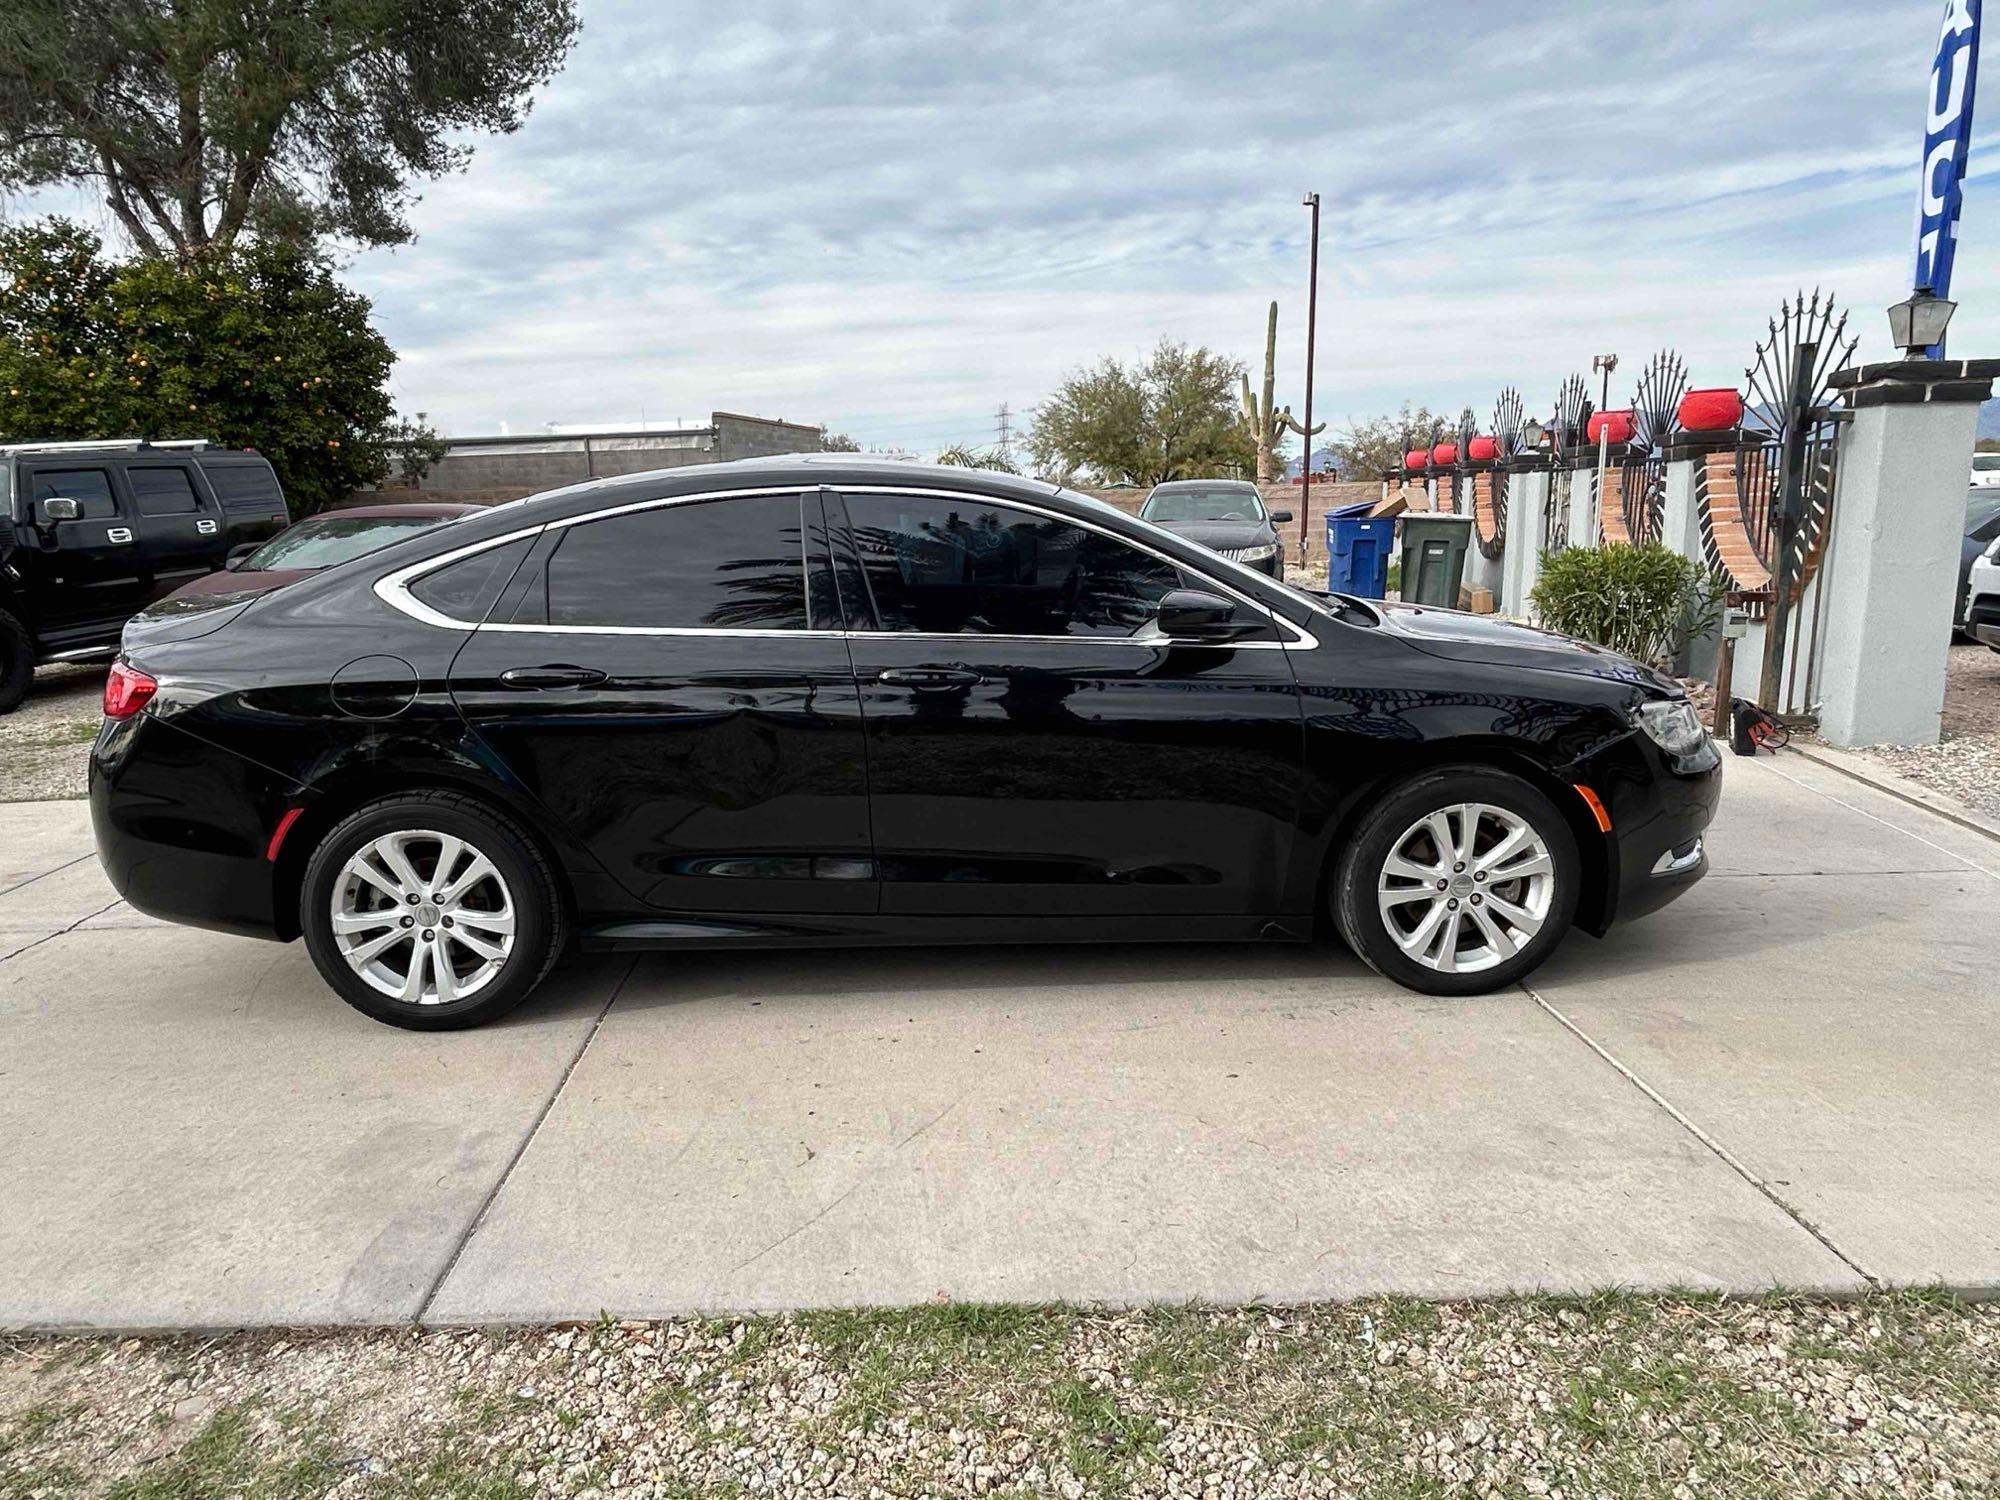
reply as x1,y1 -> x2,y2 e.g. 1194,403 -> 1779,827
1397,513 -> 1476,608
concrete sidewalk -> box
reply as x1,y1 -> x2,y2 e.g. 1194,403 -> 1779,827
2,751 -> 1996,1332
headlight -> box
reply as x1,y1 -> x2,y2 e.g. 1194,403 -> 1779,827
1632,697 -> 1708,755
1235,544 -> 1276,562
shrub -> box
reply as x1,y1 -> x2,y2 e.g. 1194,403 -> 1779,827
1530,543 -> 1723,667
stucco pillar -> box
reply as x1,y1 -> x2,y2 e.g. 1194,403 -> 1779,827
1659,432 -> 1734,679
1815,358 -> 1994,747
1566,457 -> 1598,550
1502,465 -> 1549,617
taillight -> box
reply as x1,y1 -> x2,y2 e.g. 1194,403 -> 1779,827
103,661 -> 158,719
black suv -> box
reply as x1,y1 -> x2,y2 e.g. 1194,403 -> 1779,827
0,441 -> 289,711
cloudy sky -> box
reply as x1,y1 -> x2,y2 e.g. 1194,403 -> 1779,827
29,0 -> 1999,452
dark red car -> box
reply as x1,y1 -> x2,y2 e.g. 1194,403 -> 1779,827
166,503 -> 477,602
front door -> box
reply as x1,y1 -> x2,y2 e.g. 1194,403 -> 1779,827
829,487 -> 1306,917
446,488 -> 876,915
17,464 -> 150,646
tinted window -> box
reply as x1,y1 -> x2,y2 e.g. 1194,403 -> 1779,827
244,514 -> 453,571
545,494 -> 809,630
840,492 -> 1185,637
31,468 -> 117,520
410,536 -> 534,622
127,466 -> 201,516
199,458 -> 285,510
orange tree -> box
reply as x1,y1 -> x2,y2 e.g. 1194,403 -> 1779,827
0,219 -> 441,512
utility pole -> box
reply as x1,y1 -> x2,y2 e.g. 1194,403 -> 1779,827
995,403 -> 1013,465
1301,191 -> 1321,567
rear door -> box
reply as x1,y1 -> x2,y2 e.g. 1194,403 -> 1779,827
121,461 -> 227,597
16,464 -> 150,642
445,488 -> 877,915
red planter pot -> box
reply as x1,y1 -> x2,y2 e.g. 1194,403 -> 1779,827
1405,449 -> 1430,470
1678,387 -> 1743,432
1431,442 -> 1458,466
1467,434 -> 1499,462
1586,408 -> 1635,445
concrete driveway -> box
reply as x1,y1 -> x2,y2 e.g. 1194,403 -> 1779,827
3,751 -> 1996,1332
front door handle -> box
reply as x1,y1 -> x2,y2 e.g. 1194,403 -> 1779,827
498,664 -> 608,690
878,667 -> 980,690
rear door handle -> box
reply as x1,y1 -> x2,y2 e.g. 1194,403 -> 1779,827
878,667 -> 980,690
498,664 -> 608,690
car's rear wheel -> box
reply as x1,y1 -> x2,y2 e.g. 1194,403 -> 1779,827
300,793 -> 566,1030
1332,766 -> 1579,996
0,608 -> 32,715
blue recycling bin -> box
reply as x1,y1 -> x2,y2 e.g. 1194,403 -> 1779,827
1325,500 -> 1393,599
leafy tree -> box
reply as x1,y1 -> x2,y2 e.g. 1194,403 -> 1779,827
1329,402 -> 1444,480
935,443 -> 1019,474
0,218 -> 439,512
1029,340 -> 1256,487
0,0 -> 578,257
818,428 -> 862,452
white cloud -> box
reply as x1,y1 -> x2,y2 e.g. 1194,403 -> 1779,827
21,0 -> 1990,450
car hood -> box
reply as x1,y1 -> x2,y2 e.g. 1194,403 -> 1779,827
1375,600 -> 1681,695
1150,519 -> 1274,549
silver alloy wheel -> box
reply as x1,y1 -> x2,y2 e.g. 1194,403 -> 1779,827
1376,802 -> 1555,974
332,829 -> 516,1005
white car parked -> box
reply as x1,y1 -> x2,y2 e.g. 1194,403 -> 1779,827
1968,536 -> 2000,653
1974,452 -> 2000,488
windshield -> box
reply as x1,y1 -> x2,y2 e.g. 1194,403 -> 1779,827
242,514 -> 450,571
1141,486 -> 1265,524
1974,454 -> 2000,472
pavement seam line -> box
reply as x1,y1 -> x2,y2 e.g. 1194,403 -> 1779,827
1783,744 -> 2000,848
412,954 -> 637,1326
0,851 -> 95,901
0,895 -> 124,966
1761,758 -> 2000,884
1518,979 -> 1880,1288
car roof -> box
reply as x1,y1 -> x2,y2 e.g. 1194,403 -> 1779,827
463,455 -> 1073,530
297,502 -> 477,522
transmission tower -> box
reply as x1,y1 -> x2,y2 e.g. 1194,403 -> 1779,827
995,403 -> 1013,464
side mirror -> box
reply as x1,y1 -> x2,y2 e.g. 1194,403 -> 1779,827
225,543 -> 258,570
1269,508 -> 1294,523
1157,588 -> 1258,643
37,496 -> 81,525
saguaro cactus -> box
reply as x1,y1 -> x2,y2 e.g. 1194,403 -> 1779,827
1240,301 -> 1325,483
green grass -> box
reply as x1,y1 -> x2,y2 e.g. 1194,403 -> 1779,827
6,1293 -> 1998,1499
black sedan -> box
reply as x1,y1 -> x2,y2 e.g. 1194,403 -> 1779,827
1139,479 -> 1291,577
90,458 -> 1720,1029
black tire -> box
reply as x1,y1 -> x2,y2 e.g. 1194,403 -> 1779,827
1331,765 -> 1580,996
0,608 -> 32,715
300,792 -> 567,1030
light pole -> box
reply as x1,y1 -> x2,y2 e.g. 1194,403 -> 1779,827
1591,352 -> 1618,531
1300,192 -> 1321,566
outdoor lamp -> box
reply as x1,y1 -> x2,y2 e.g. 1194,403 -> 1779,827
1887,290 -> 1956,355
1521,418 -> 1546,451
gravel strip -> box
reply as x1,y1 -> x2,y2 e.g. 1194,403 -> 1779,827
1861,643 -> 2000,818
0,666 -> 103,803
3,1294 -> 1995,1497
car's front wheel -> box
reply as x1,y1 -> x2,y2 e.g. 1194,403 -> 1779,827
1332,767 -> 1580,996
300,793 -> 567,1030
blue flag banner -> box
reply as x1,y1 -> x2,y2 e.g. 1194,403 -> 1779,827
1914,0 -> 1982,338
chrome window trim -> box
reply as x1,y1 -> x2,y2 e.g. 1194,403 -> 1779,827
373,523 -> 550,631
375,482 -> 1316,651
